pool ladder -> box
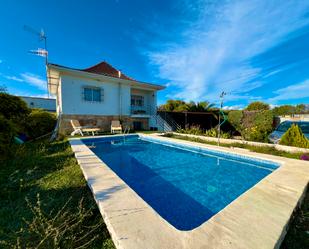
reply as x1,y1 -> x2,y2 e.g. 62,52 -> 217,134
123,126 -> 130,142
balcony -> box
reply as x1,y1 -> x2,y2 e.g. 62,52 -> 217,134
130,105 -> 152,117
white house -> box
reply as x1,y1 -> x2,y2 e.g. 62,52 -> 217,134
47,61 -> 165,133
20,96 -> 56,112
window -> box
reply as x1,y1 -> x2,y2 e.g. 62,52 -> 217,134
131,95 -> 144,106
83,87 -> 103,102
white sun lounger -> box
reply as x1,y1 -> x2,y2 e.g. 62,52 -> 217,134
70,119 -> 100,136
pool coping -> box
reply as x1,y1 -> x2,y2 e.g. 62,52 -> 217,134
69,133 -> 309,249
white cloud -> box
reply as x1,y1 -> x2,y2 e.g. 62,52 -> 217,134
269,104 -> 279,109
1,72 -> 47,91
147,0 -> 309,102
268,80 -> 309,103
4,75 -> 24,82
20,73 -> 47,91
12,92 -> 52,98
223,105 -> 244,110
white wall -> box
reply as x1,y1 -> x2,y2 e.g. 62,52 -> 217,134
57,77 -> 63,114
20,96 -> 56,111
60,74 -> 131,115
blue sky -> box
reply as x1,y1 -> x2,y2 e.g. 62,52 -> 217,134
0,0 -> 309,109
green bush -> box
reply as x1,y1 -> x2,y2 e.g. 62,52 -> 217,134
0,114 -> 16,156
227,110 -> 274,142
240,110 -> 274,142
177,125 -> 203,135
25,110 -> 57,139
228,110 -> 243,134
246,101 -> 270,111
279,124 -> 309,148
204,128 -> 217,137
0,93 -> 30,121
204,128 -> 232,139
178,126 -> 231,139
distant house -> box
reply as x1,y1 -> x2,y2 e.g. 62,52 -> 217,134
20,96 -> 56,112
47,61 -> 165,133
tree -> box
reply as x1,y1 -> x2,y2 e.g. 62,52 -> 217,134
25,109 -> 57,138
0,85 -> 7,92
0,93 -> 30,121
159,99 -> 215,112
158,100 -> 187,112
0,114 -> 17,156
241,110 -> 274,142
186,101 -> 215,112
279,124 -> 309,148
272,105 -> 295,116
295,104 -> 306,114
272,104 -> 307,116
246,101 -> 270,111
228,110 -> 243,133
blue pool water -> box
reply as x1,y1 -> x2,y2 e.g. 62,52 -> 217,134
84,135 -> 279,231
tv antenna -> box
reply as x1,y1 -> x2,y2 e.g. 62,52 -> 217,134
24,25 -> 49,96
24,25 -> 48,64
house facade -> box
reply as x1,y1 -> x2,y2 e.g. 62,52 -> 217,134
47,61 -> 165,134
20,96 -> 56,112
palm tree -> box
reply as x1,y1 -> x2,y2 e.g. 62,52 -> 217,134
186,101 -> 215,112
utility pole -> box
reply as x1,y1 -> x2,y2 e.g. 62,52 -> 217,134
217,91 -> 226,146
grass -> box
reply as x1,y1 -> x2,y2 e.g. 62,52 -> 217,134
135,130 -> 161,134
0,139 -> 115,248
163,133 -> 304,160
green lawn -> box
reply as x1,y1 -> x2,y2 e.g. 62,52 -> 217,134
0,139 -> 115,248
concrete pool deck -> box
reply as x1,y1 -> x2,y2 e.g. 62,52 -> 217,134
69,134 -> 309,249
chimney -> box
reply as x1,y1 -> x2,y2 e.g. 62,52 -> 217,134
118,70 -> 121,78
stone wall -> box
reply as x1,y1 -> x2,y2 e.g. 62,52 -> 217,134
59,114 -> 149,134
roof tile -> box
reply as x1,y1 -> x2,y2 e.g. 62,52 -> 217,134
82,61 -> 134,80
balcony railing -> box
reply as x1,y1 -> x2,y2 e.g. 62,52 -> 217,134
131,105 -> 153,115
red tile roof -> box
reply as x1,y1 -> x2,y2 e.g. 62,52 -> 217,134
48,62 -> 165,90
82,61 -> 134,80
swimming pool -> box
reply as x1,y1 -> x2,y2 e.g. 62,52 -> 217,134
83,135 -> 280,231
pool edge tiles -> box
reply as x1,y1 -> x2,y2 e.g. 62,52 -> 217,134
69,134 -> 309,249
84,134 -> 280,230
139,134 -> 281,170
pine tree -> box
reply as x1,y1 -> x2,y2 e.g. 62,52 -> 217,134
279,124 -> 309,148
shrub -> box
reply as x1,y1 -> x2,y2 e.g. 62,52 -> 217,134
279,124 -> 309,148
246,101 -> 270,111
300,154 -> 309,160
10,195 -> 109,249
0,114 -> 16,156
204,128 -> 232,139
228,110 -> 243,134
177,125 -> 203,135
204,128 -> 217,137
25,110 -> 57,139
0,93 -> 30,121
241,110 -> 274,142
